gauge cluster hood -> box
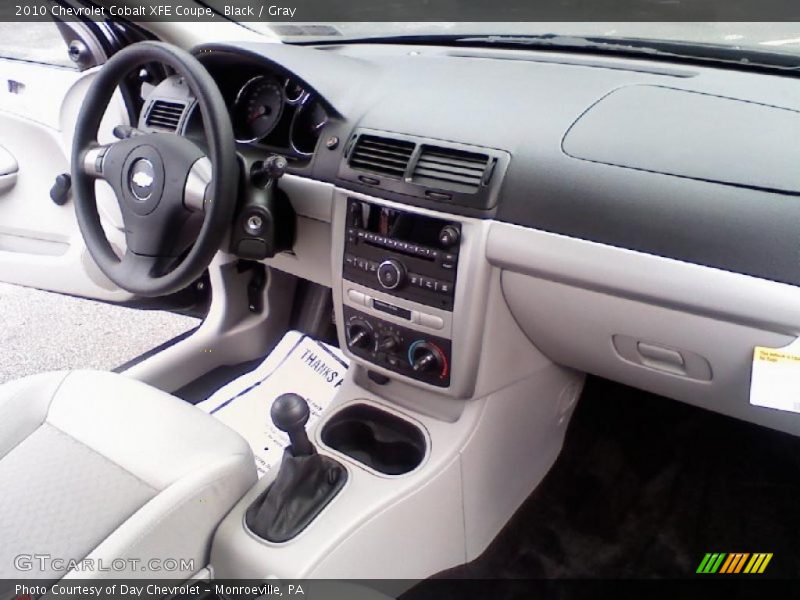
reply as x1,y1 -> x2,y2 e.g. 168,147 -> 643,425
194,41 -> 377,119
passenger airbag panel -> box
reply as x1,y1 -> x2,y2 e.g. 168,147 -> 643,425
563,85 -> 800,194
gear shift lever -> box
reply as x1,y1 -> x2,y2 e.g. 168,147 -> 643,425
245,393 -> 347,543
271,393 -> 314,457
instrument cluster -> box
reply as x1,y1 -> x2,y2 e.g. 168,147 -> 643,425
230,74 -> 329,158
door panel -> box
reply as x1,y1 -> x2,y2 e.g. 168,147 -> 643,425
0,144 -> 17,193
0,58 -> 133,301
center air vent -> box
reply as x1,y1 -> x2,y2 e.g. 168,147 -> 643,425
411,145 -> 491,194
145,100 -> 186,132
338,128 -> 510,211
349,134 -> 415,178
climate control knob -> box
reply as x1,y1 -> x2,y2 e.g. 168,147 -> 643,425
378,334 -> 400,353
377,259 -> 405,290
347,322 -> 374,350
409,341 -> 445,375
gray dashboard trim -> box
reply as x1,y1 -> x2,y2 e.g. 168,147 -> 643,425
486,222 -> 800,336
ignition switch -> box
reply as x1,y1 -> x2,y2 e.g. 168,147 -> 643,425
229,155 -> 296,260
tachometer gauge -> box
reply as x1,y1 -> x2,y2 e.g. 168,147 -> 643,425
233,75 -> 284,143
289,98 -> 328,155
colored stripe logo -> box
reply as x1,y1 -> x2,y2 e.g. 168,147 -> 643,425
696,553 -> 772,574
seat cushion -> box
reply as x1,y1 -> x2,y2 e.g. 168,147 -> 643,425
0,370 -> 256,580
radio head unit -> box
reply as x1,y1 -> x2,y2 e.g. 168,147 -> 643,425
342,198 -> 460,311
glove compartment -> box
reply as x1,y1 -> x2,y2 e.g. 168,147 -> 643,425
488,222 -> 800,437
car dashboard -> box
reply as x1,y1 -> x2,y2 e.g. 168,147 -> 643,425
138,39 -> 800,436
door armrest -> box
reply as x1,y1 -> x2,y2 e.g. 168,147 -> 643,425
0,145 -> 19,194
0,145 -> 18,176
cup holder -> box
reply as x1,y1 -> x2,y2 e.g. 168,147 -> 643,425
321,403 -> 426,475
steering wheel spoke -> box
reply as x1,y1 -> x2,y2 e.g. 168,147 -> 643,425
184,156 -> 212,213
81,144 -> 113,180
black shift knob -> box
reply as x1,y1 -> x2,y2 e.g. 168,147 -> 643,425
271,393 -> 314,456
271,393 -> 310,431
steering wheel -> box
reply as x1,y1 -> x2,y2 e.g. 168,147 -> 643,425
71,42 -> 238,297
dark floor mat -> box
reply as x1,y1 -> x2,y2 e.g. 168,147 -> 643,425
174,358 -> 265,404
423,377 -> 800,580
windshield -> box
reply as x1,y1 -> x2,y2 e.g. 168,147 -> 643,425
244,22 -> 800,58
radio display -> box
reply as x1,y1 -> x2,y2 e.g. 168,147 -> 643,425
348,199 -> 450,250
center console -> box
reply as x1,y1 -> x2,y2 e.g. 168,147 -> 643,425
340,197 -> 464,388
212,182 -> 585,582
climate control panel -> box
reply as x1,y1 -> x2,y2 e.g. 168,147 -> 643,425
343,306 -> 451,387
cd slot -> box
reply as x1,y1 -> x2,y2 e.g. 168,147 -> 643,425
351,228 -> 448,263
364,239 -> 436,262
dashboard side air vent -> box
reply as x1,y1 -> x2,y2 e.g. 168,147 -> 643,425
349,134 -> 415,178
411,145 -> 491,194
145,100 -> 186,132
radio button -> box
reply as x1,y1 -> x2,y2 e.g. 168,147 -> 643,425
421,277 -> 438,291
438,225 -> 460,248
418,313 -> 444,330
347,289 -> 367,306
439,281 -> 452,294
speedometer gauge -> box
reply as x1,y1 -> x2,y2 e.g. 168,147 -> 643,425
233,76 -> 284,143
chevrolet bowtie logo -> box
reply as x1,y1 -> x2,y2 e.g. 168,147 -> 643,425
132,171 -> 154,188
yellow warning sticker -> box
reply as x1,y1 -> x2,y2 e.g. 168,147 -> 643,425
754,347 -> 800,364
750,344 -> 800,414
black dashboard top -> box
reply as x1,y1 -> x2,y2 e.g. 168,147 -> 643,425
192,41 -> 800,288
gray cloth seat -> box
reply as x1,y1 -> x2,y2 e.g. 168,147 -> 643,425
0,370 -> 257,581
